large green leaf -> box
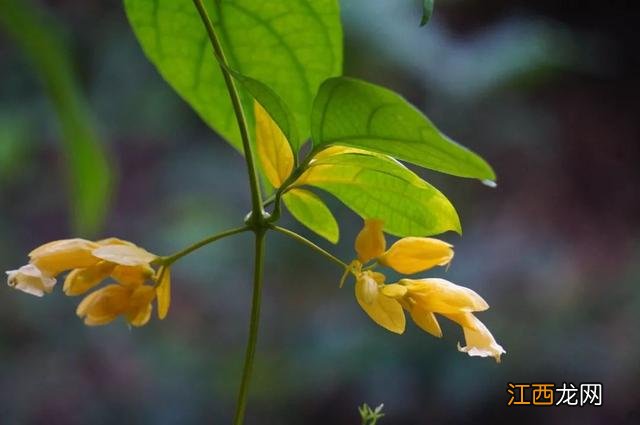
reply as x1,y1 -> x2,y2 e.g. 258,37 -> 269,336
283,188 -> 339,243
296,152 -> 460,237
124,0 -> 342,151
0,0 -> 112,236
311,77 -> 496,181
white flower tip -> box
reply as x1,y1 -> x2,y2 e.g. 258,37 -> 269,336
457,341 -> 506,363
6,265 -> 56,297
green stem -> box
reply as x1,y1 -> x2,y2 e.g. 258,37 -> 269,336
271,225 -> 348,269
161,226 -> 249,266
192,0 -> 263,217
233,230 -> 266,425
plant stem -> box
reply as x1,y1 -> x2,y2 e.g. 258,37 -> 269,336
233,229 -> 266,425
192,0 -> 263,217
271,225 -> 348,269
162,226 -> 250,266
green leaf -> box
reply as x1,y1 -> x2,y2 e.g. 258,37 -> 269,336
0,0 -> 112,236
311,77 -> 496,182
283,188 -> 339,243
421,0 -> 434,26
297,152 -> 460,237
124,0 -> 342,151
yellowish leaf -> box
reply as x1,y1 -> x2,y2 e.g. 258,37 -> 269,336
255,101 -> 294,187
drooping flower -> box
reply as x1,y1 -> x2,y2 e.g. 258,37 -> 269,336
383,278 -> 505,362
347,219 -> 505,362
6,237 -> 171,326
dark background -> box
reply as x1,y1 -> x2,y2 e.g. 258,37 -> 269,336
1,0 -> 639,424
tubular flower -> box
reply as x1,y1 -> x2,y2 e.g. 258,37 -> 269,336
6,237 -> 172,326
355,219 -> 453,274
383,279 -> 505,362
347,219 -> 505,362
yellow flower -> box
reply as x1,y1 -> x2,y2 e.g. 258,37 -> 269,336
76,283 -> 156,327
348,219 -> 504,362
354,219 -> 453,273
382,278 -> 505,362
378,237 -> 453,275
354,269 -> 405,334
7,237 -> 171,326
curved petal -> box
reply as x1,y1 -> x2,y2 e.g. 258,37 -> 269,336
156,267 -> 171,320
355,276 -> 405,334
380,283 -> 408,299
379,237 -> 453,274
402,278 -> 489,313
63,261 -> 115,296
29,239 -> 100,276
354,219 -> 386,263
92,244 -> 156,266
448,313 -> 505,362
409,306 -> 443,337
76,284 -> 130,326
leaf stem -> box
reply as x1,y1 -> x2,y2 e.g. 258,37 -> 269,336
271,225 -> 348,269
233,229 -> 266,425
161,226 -> 249,266
192,0 -> 263,218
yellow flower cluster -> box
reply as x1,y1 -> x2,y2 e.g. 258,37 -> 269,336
349,219 -> 505,362
6,238 -> 170,327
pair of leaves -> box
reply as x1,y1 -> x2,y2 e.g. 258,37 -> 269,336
127,0 -> 494,243
255,102 -> 460,242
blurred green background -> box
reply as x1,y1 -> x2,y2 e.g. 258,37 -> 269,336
1,0 -> 639,424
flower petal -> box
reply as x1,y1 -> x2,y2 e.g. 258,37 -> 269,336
355,275 -> 405,334
6,265 -> 56,297
92,244 -> 156,266
156,267 -> 171,320
409,306 -> 443,337
354,219 -> 386,263
111,264 -> 154,287
63,261 -> 115,296
448,312 -> 506,362
379,237 -> 453,274
76,284 -> 131,326
380,283 -> 408,299
127,285 -> 156,327
29,239 -> 100,276
402,278 -> 489,313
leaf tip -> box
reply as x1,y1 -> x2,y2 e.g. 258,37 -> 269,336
481,179 -> 498,189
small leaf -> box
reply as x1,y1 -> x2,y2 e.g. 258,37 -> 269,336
255,101 -> 294,188
311,77 -> 496,182
421,0 -> 434,26
283,188 -> 339,243
124,0 -> 342,150
232,71 -> 300,151
296,151 -> 461,237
